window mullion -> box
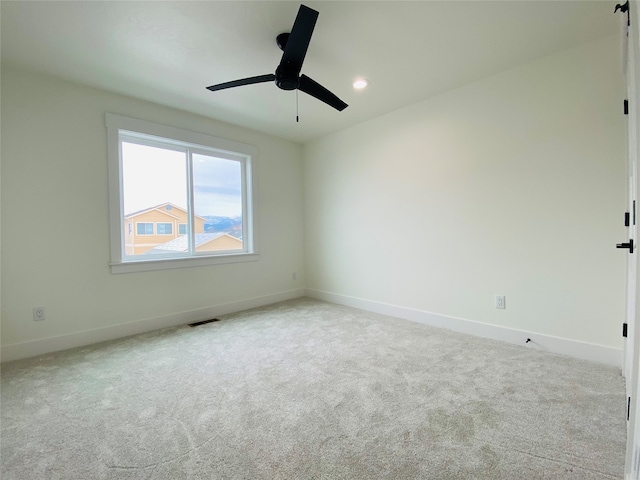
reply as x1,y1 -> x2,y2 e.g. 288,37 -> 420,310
117,136 -> 127,259
186,149 -> 196,255
241,159 -> 249,253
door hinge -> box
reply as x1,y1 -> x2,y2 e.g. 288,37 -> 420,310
625,212 -> 630,227
615,1 -> 631,26
628,396 -> 631,421
624,323 -> 628,337
624,99 -> 629,115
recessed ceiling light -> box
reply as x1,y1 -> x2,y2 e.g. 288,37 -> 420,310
353,78 -> 369,90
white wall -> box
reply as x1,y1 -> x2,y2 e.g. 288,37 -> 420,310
1,68 -> 305,360
1,34 -> 628,363
304,35 -> 627,357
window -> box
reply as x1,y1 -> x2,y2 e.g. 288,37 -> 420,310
106,114 -> 257,273
156,223 -> 173,235
136,223 -> 154,235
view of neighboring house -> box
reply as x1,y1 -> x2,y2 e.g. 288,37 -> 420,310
124,202 -> 243,255
124,203 -> 205,255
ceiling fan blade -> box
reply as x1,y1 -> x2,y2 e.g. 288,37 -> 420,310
206,74 -> 275,92
299,74 -> 348,111
281,5 -> 318,71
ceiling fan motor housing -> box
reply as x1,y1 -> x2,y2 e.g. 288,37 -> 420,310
275,63 -> 300,90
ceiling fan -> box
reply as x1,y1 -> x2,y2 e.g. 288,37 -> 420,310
206,4 -> 348,113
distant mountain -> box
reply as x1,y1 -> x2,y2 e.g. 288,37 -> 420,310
202,216 -> 242,233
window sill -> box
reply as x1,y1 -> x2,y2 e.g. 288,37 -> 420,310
110,253 -> 259,274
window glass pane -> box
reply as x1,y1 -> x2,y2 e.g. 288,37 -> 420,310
136,223 -> 153,235
178,223 -> 187,235
157,223 -> 173,235
192,153 -> 243,253
122,142 -> 187,256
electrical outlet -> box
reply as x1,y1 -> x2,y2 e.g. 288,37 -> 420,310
33,307 -> 46,321
495,295 -> 506,309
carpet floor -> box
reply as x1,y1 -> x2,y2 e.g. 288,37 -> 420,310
1,297 -> 626,479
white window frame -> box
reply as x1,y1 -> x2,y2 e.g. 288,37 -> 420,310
106,113 -> 258,274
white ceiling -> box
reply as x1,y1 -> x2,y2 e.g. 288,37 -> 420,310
1,1 -> 619,144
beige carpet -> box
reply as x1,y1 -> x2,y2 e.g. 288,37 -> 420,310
1,298 -> 626,479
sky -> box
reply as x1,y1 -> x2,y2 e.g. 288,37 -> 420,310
122,142 -> 243,218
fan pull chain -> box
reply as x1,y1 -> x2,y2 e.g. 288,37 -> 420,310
296,89 -> 299,123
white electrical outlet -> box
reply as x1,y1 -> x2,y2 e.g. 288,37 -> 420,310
495,295 -> 506,309
33,307 -> 46,321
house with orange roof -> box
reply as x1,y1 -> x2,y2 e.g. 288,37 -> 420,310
124,203 -> 205,255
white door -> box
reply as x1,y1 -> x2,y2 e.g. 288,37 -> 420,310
623,5 -> 638,391
623,2 -> 640,478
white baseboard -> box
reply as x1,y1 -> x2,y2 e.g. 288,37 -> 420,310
306,289 -> 622,368
3,288 -> 621,368
1,289 -> 306,363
